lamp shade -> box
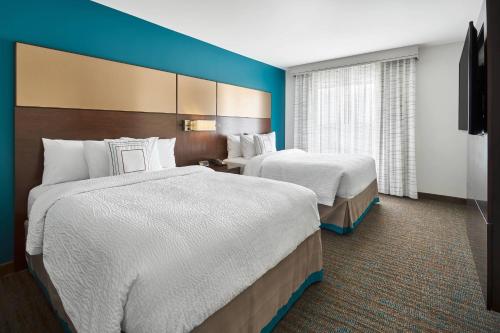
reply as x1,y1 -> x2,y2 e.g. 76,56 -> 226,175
184,119 -> 216,131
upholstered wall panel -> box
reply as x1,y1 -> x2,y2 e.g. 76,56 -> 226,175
16,43 -> 176,113
216,116 -> 271,136
178,75 -> 216,115
217,83 -> 271,118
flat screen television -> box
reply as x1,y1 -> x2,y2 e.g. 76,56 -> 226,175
459,21 -> 484,134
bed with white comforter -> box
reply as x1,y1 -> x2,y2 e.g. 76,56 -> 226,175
26,166 -> 320,333
243,149 -> 377,206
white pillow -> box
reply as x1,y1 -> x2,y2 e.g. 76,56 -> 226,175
83,141 -> 109,178
254,132 -> 277,155
227,135 -> 242,158
42,139 -> 89,185
105,138 -> 159,176
240,134 -> 256,159
121,137 -> 162,170
157,138 -> 176,169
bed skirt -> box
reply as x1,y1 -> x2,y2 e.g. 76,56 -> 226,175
318,180 -> 379,234
26,230 -> 323,333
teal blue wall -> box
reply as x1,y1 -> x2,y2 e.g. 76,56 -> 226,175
0,0 -> 285,263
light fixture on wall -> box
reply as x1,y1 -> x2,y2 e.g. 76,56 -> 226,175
183,119 -> 216,131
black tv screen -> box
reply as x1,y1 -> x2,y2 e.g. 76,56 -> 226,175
459,21 -> 481,134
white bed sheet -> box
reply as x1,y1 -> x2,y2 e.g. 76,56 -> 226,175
27,166 -> 320,333
28,184 -> 61,216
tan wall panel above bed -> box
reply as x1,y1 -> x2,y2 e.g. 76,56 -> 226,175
178,75 -> 216,115
217,83 -> 271,118
15,43 -> 176,113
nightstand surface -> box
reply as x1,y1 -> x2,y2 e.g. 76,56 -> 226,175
208,164 -> 240,174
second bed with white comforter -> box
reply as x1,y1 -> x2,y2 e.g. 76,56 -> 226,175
243,149 -> 377,206
27,166 -> 320,333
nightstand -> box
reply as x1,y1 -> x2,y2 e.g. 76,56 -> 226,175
208,164 -> 241,174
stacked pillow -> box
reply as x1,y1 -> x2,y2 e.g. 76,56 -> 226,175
226,134 -> 242,158
226,132 -> 276,159
254,132 -> 277,155
240,134 -> 256,158
41,137 -> 176,185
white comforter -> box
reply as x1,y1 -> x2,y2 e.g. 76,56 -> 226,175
27,166 -> 320,333
244,149 -> 377,206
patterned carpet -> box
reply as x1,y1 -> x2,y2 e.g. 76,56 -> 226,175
275,195 -> 500,332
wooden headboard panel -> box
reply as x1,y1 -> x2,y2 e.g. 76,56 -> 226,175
13,43 -> 271,269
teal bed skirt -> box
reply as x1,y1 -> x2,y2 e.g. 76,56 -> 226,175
321,196 -> 380,234
261,269 -> 324,333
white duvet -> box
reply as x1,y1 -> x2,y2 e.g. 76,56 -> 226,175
27,166 -> 320,333
244,149 -> 377,206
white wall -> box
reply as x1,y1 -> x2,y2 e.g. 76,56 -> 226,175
285,42 -> 468,198
416,42 -> 467,198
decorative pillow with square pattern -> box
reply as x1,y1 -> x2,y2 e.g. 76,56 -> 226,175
105,138 -> 158,176
253,132 -> 277,155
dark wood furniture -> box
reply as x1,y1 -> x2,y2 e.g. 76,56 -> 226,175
486,0 -> 500,312
207,164 -> 240,174
465,0 -> 500,312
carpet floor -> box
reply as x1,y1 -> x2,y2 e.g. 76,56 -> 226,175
1,195 -> 500,332
275,195 -> 500,332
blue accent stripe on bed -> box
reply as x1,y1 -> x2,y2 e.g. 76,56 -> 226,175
321,196 -> 380,235
261,269 -> 324,333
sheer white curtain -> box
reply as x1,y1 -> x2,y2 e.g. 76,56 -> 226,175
293,58 -> 417,198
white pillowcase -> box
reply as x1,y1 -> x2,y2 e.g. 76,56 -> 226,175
254,132 -> 277,155
83,141 -> 109,179
227,135 -> 242,158
42,139 -> 89,185
122,137 -> 176,169
240,134 -> 256,159
105,138 -> 159,176
156,138 -> 176,169
121,137 -> 161,170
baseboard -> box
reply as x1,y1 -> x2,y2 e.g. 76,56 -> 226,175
0,261 -> 15,277
418,192 -> 467,205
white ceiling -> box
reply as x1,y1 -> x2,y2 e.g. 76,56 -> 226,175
93,0 -> 482,68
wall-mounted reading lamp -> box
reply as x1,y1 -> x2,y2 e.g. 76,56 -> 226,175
183,119 -> 216,131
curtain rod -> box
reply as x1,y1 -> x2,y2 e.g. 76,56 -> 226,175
290,54 -> 419,77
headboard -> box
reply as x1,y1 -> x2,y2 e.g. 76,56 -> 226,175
14,43 -> 271,269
